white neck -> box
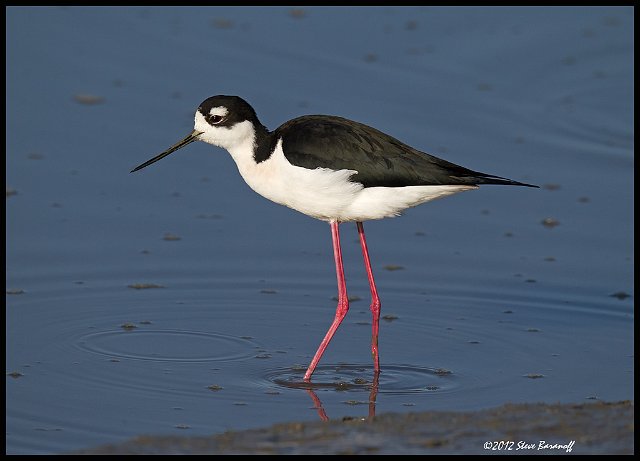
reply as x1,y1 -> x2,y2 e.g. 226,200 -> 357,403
194,115 -> 260,181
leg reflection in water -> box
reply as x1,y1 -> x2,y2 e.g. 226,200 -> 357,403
306,371 -> 380,421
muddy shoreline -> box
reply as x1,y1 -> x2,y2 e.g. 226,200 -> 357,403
78,400 -> 633,455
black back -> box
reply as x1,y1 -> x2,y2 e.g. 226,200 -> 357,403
273,115 -> 536,188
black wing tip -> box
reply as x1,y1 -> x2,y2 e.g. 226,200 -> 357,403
473,174 -> 539,188
509,180 -> 539,188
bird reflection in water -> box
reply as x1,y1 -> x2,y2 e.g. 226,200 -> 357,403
304,371 -> 380,421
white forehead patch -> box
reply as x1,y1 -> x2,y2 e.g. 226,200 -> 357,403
208,106 -> 228,117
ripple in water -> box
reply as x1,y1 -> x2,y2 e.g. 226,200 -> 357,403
76,329 -> 257,362
264,364 -> 461,395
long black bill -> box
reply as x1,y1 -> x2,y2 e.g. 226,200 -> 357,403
130,130 -> 203,173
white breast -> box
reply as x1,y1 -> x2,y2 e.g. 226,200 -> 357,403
225,136 -> 476,222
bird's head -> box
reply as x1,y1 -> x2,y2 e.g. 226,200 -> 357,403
131,95 -> 259,173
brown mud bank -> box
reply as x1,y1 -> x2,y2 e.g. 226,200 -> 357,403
78,400 -> 633,455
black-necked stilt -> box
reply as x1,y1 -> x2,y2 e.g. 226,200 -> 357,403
131,95 -> 537,382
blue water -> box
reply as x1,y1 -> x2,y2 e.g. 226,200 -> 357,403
6,6 -> 633,454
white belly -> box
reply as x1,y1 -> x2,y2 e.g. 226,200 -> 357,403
229,139 -> 476,222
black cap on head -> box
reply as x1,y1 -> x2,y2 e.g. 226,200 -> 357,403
198,95 -> 259,126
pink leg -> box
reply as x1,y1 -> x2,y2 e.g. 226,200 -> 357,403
306,389 -> 329,421
368,369 -> 380,420
357,221 -> 381,374
303,221 -> 349,382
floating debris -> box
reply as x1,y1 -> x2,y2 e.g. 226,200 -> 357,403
524,373 -> 545,379
260,289 -> 277,294
6,187 -> 18,197
343,400 -> 368,406
7,371 -> 23,379
610,291 -> 631,300
363,53 -> 378,63
541,217 -> 560,228
120,323 -> 137,331
602,15 -> 621,27
434,368 -> 452,376
207,385 -> 223,392
211,18 -> 233,29
383,264 -> 404,271
382,314 -> 398,322
163,233 -> 181,241
6,288 -> 25,295
405,20 -> 418,30
289,8 -> 306,18
543,183 -> 561,191
73,93 -> 105,105
128,283 -> 164,290
175,424 -> 190,429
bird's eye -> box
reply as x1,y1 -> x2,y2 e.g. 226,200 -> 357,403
207,115 -> 224,125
